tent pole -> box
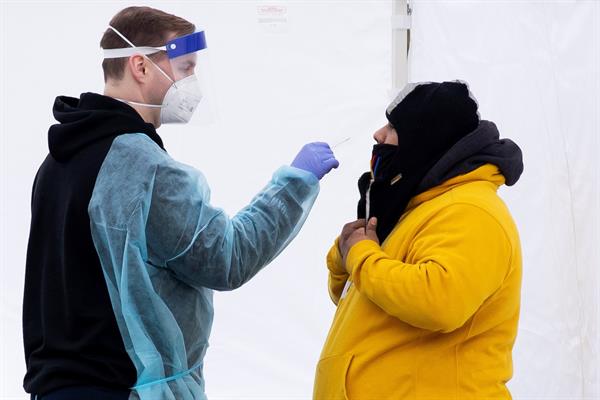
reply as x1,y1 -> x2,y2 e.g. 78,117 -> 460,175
391,0 -> 411,96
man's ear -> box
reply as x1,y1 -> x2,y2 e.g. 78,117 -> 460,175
127,55 -> 148,83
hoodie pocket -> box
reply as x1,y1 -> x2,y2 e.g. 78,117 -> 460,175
313,353 -> 354,400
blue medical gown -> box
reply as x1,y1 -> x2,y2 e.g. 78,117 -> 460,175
88,133 -> 319,399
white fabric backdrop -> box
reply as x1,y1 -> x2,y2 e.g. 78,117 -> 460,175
408,1 -> 599,397
1,1 -> 598,399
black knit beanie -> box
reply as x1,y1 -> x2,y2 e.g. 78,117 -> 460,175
385,80 -> 479,162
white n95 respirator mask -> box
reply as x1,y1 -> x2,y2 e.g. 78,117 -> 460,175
150,66 -> 204,125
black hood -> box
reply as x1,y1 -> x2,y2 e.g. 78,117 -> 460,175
417,120 -> 523,193
48,92 -> 164,162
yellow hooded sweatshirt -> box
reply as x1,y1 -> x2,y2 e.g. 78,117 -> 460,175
314,164 -> 522,400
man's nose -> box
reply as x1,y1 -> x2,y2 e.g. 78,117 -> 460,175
373,128 -> 384,144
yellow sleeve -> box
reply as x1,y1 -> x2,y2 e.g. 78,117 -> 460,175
326,238 -> 349,305
346,203 -> 512,332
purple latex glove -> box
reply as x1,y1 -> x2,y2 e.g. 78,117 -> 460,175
291,142 -> 339,180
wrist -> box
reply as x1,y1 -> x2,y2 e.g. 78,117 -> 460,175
345,239 -> 380,275
327,238 -> 347,276
286,165 -> 319,184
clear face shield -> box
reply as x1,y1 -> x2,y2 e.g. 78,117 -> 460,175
103,26 -> 216,126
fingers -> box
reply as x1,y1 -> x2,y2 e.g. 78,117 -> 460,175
346,219 -> 367,230
323,157 -> 340,170
340,220 -> 364,260
300,142 -> 339,177
367,217 -> 377,230
364,217 -> 379,244
341,219 -> 366,237
300,142 -> 328,153
315,145 -> 335,158
320,145 -> 339,172
303,142 -> 329,153
340,217 -> 380,260
344,218 -> 376,240
308,142 -> 334,156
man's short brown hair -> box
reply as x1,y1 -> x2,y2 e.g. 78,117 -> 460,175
100,6 -> 195,82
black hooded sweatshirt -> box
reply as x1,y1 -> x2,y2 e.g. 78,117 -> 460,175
23,93 -> 164,395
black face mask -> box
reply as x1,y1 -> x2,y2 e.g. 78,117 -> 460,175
369,144 -> 400,181
357,143 -> 434,243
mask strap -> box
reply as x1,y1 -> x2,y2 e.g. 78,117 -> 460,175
107,25 -> 136,47
114,98 -> 163,109
106,25 -> 175,84
144,56 -> 175,84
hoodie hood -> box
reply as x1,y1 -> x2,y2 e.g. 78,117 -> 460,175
416,120 -> 523,193
48,92 -> 164,162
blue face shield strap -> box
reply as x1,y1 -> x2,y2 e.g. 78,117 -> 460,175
165,31 -> 207,59
102,28 -> 207,60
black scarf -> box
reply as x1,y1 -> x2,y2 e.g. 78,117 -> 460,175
357,143 -> 436,242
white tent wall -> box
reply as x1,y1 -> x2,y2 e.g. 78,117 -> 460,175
1,1 -> 598,399
408,0 -> 599,397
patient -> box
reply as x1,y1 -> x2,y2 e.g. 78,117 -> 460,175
314,81 -> 524,399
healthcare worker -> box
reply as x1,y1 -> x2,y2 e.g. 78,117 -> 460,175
23,6 -> 338,400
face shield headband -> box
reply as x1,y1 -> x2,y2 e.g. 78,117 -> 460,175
103,26 -> 206,81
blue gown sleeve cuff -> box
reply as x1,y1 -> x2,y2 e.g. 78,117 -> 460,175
278,165 -> 320,186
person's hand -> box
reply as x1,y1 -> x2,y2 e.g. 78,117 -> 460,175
339,217 -> 379,270
291,142 -> 339,180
